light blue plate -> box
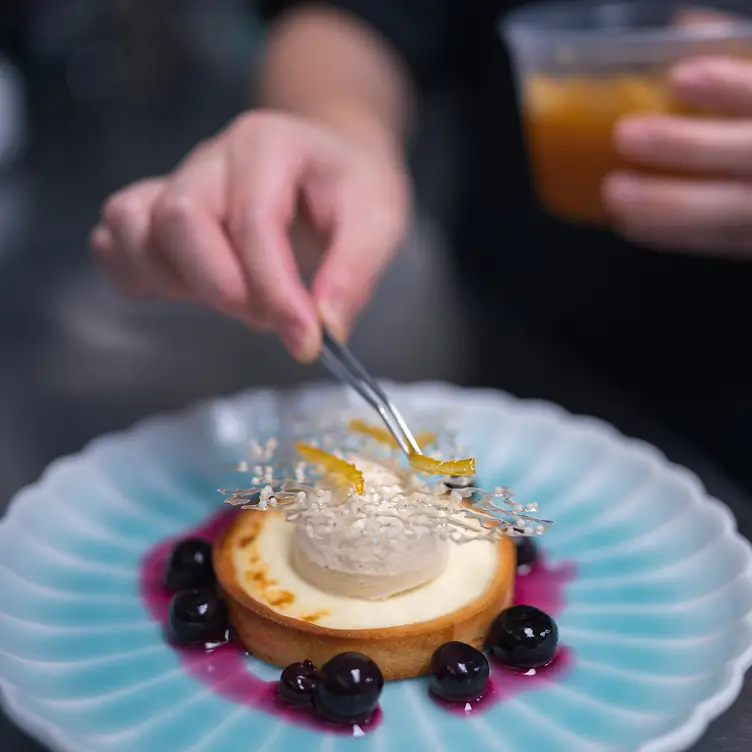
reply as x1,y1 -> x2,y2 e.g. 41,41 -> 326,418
2,382 -> 752,752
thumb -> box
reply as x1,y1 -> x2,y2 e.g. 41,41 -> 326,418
311,199 -> 406,341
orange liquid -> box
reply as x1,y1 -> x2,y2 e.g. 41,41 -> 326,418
522,74 -> 690,225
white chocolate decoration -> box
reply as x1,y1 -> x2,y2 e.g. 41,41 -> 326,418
222,432 -> 553,544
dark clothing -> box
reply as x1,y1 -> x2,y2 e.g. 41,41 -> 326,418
259,0 -> 752,485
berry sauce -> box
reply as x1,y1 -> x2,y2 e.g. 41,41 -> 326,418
140,508 -> 575,728
432,547 -> 577,715
515,551 -> 577,617
433,647 -> 574,715
140,508 -> 380,735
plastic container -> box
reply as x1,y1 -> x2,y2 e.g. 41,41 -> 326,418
501,0 -> 752,226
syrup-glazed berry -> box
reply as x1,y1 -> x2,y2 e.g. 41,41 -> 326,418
443,475 -> 475,491
167,588 -> 229,646
164,538 -> 215,591
313,652 -> 384,724
487,605 -> 558,669
514,536 -> 538,569
279,660 -> 319,706
429,641 -> 489,702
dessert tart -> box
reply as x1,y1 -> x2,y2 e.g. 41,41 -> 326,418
214,420 -> 550,681
214,508 -> 515,680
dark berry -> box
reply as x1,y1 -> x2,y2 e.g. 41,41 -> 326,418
279,660 -> 319,706
164,538 -> 215,591
312,652 -> 384,724
443,475 -> 475,490
429,641 -> 489,702
487,605 -> 558,669
514,536 -> 538,569
168,588 -> 229,646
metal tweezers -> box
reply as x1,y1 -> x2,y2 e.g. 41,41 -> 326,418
319,329 -> 421,458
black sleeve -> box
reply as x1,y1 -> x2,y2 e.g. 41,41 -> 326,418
255,0 -> 456,87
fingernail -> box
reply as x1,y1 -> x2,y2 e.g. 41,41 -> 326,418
318,299 -> 350,343
281,321 -> 321,363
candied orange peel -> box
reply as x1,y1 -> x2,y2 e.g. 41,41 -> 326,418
295,441 -> 365,495
348,419 -> 474,477
347,418 -> 437,450
408,452 -> 476,477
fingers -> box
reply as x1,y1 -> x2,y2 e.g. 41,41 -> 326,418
614,115 -> 752,178
608,56 -> 752,256
603,172 -> 752,254
615,57 -> 752,175
671,57 -> 752,116
311,192 -> 407,341
226,120 -> 322,362
148,143 -> 252,320
98,178 -> 188,298
94,112 -> 404,363
94,117 -> 329,361
610,57 -> 752,255
89,223 -> 138,294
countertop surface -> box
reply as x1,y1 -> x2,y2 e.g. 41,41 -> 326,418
1,72 -> 750,752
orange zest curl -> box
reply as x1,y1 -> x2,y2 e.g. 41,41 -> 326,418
295,441 -> 365,495
408,453 -> 476,477
348,418 -> 437,450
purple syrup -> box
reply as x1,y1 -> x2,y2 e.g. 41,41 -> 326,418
139,508 -> 379,735
429,684 -> 500,716
514,552 -> 577,615
432,549 -> 577,716
140,510 -> 576,728
432,647 -> 573,716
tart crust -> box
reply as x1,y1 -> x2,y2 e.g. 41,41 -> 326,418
214,511 -> 515,680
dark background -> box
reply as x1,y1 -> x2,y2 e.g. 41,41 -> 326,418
0,2 -> 750,750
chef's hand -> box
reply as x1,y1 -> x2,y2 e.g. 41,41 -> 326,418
90,111 -> 410,361
603,56 -> 752,256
